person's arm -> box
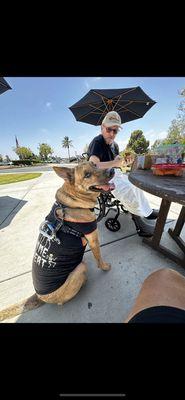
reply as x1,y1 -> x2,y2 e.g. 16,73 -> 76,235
89,155 -> 125,169
114,155 -> 122,160
88,138 -> 125,169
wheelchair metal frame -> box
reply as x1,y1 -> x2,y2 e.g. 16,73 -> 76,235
95,192 -> 128,232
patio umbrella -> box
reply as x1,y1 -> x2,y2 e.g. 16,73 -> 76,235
69,87 -> 156,125
0,77 -> 11,96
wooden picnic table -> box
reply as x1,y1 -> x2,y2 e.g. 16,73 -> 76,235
128,169 -> 185,267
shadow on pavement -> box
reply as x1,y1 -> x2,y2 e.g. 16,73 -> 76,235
0,196 -> 27,229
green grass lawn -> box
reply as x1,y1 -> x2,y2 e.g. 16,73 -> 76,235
0,173 -> 42,185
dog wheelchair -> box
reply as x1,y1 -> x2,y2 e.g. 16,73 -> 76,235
94,192 -> 128,232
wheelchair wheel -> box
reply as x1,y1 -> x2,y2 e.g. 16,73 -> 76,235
105,218 -> 121,232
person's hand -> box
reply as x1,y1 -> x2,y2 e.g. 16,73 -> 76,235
114,157 -> 126,168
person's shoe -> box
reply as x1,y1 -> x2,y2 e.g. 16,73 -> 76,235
145,209 -> 159,220
131,215 -> 155,237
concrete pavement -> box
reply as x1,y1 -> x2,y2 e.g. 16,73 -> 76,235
0,168 -> 185,322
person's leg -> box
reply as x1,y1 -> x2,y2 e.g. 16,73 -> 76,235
111,170 -> 153,217
125,268 -> 185,322
110,170 -> 157,236
37,262 -> 88,305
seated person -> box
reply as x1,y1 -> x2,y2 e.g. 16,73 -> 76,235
87,111 -> 159,237
124,268 -> 185,323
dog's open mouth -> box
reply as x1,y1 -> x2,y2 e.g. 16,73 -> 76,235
89,182 -> 115,192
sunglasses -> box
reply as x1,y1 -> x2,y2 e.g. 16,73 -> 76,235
106,127 -> 119,134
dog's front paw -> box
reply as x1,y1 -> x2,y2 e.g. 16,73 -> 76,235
98,261 -> 111,271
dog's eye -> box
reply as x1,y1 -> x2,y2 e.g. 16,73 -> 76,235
84,172 -> 91,178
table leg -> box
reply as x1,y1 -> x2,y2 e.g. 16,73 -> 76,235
148,199 -> 171,246
168,206 -> 185,253
143,199 -> 185,268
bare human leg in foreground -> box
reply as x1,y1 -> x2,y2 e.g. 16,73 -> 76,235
125,268 -> 185,323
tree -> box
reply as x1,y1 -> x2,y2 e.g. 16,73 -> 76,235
127,130 -> 150,154
177,89 -> 185,137
164,88 -> 185,145
150,89 -> 185,150
31,154 -> 42,163
178,100 -> 185,114
38,143 -> 53,161
0,154 -> 3,162
179,88 -> 185,96
163,117 -> 185,145
62,136 -> 73,161
13,146 -> 33,160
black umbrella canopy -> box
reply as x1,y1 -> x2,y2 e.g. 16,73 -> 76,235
69,87 -> 156,126
0,77 -> 12,96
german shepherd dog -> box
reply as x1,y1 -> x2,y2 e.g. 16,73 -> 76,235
0,161 -> 115,321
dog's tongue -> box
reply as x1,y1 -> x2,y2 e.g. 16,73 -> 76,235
96,182 -> 115,191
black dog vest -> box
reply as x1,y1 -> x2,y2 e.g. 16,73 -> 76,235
32,202 -> 97,295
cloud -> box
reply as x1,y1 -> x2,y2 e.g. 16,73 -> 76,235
157,130 -> 168,139
93,77 -> 102,81
144,129 -> 155,142
147,130 -> 168,146
142,129 -> 168,146
145,129 -> 155,137
45,102 -> 52,109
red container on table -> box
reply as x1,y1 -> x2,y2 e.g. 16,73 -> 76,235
152,163 -> 185,176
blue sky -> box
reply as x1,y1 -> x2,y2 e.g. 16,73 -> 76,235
0,77 -> 184,159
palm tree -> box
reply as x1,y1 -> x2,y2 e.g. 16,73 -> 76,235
62,136 -> 73,161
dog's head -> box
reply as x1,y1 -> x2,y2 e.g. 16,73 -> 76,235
53,161 -> 115,196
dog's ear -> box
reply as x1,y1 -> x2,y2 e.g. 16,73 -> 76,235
53,166 -> 75,183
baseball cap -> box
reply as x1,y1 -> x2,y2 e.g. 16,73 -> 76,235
102,111 -> 122,129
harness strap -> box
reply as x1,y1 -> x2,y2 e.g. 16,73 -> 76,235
40,201 -> 85,241
60,224 -> 84,237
